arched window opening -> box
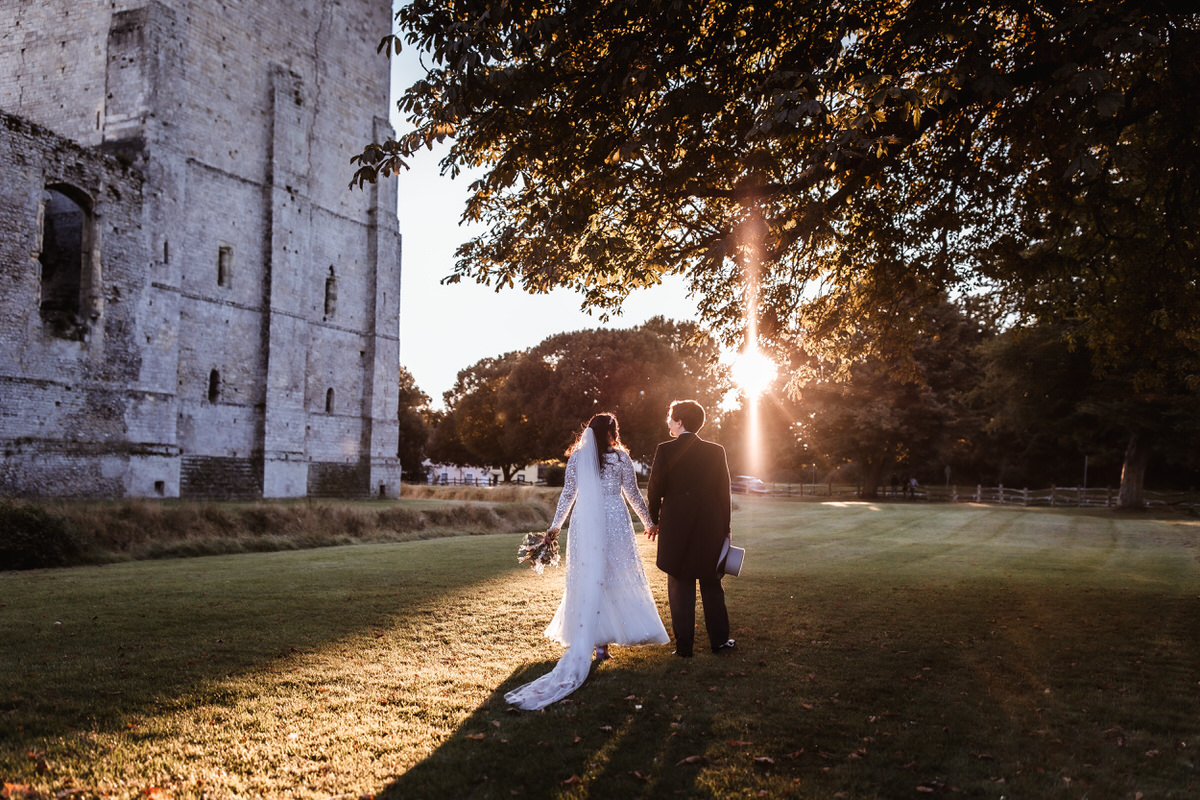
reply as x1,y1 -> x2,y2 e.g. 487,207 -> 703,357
323,266 -> 338,320
39,186 -> 90,337
208,369 -> 221,404
325,387 -> 335,413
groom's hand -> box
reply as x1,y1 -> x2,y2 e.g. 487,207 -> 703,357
645,524 -> 658,541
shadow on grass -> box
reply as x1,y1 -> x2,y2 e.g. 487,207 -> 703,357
376,653 -> 730,800
377,571 -> 1200,799
0,537 -> 522,745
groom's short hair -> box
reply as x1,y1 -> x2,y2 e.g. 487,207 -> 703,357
670,400 -> 705,433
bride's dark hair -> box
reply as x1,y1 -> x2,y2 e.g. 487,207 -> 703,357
568,412 -> 626,472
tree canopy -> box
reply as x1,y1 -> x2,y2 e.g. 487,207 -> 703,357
360,1 -> 1199,505
359,3 -> 1196,344
788,296 -> 991,497
396,366 -> 434,481
428,320 -> 725,477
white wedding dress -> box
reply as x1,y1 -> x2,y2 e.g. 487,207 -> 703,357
505,429 -> 668,710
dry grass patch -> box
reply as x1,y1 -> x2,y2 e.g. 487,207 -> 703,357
2,491 -> 556,567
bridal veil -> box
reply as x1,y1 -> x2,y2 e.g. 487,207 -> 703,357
504,427 -> 607,710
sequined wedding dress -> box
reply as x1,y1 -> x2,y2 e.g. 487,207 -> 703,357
504,429 -> 668,710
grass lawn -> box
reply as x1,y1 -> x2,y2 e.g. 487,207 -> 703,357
2,500 -> 1198,799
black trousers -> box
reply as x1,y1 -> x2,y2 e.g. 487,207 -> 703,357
667,572 -> 729,655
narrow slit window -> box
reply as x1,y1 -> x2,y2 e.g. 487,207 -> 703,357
323,267 -> 337,320
208,369 -> 221,403
325,387 -> 335,413
217,246 -> 232,287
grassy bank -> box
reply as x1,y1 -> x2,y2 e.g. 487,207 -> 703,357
1,501 -> 1198,798
1,485 -> 559,567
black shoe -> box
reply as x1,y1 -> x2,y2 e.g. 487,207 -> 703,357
672,648 -> 693,658
712,639 -> 736,654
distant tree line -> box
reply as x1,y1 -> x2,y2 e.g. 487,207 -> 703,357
399,312 -> 1200,499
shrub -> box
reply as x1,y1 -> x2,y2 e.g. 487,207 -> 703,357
542,465 -> 566,487
0,501 -> 85,570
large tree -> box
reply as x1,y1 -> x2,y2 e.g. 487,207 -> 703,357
434,351 -> 532,481
500,319 -> 725,463
357,2 -> 1199,506
974,324 -> 1199,491
431,320 -> 726,476
790,297 -> 991,498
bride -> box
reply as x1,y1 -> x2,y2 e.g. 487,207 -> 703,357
505,413 -> 669,710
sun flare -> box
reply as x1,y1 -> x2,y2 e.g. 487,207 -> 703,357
730,348 -> 778,398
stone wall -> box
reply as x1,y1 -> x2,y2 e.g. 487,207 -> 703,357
0,111 -> 181,497
0,0 -> 404,499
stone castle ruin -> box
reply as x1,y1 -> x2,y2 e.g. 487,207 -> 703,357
0,0 -> 404,499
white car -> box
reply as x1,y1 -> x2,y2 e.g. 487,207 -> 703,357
731,475 -> 769,495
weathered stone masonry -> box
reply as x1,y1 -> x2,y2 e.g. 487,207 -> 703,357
0,0 -> 404,499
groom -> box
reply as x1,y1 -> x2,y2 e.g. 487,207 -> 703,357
645,399 -> 735,657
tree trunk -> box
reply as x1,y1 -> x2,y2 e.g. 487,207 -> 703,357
860,457 -> 886,499
1116,432 -> 1151,510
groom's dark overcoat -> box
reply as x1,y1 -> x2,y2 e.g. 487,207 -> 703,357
647,432 -> 732,578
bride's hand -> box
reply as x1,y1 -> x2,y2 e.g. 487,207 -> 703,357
545,527 -> 560,540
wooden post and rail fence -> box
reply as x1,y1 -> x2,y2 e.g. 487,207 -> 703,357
411,476 -> 1196,511
746,482 -> 1197,510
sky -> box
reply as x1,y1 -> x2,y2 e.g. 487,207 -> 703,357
388,44 -> 701,409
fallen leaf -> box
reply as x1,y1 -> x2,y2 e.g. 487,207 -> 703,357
3,785 -> 39,800
754,756 -> 775,765
559,775 -> 581,785
465,733 -> 486,740
676,755 -> 708,766
727,740 -> 753,747
631,771 -> 650,782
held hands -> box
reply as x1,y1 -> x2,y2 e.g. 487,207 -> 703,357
545,527 -> 560,541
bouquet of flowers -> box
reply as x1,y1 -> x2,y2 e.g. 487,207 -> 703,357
516,530 -> 560,574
